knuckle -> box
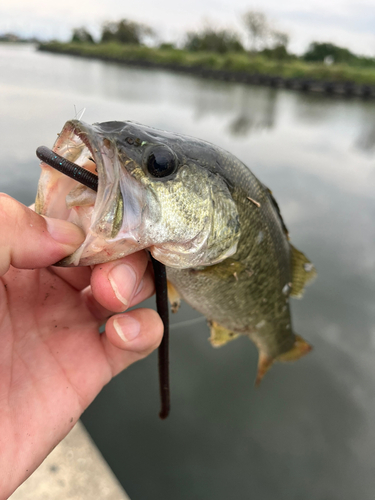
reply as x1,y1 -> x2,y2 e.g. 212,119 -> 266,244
0,193 -> 16,210
0,194 -> 21,225
0,195 -> 35,238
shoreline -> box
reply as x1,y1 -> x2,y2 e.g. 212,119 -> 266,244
39,43 -> 375,99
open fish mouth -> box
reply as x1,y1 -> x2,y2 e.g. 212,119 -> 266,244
35,120 -> 145,266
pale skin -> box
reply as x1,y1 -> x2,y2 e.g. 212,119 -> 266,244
0,194 -> 163,498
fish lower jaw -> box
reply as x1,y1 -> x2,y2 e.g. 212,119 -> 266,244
66,205 -> 95,235
65,235 -> 144,266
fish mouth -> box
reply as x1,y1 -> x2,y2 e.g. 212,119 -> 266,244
36,120 -> 144,266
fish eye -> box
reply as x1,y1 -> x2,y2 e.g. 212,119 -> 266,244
144,145 -> 177,178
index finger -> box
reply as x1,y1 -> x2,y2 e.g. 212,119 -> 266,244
0,194 -> 84,276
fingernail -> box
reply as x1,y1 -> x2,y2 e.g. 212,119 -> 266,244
108,264 -> 137,307
44,217 -> 85,247
113,315 -> 141,342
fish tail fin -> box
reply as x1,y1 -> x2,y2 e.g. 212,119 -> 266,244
255,335 -> 312,386
290,244 -> 317,298
276,334 -> 313,362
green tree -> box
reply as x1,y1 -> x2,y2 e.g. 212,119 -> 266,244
260,30 -> 292,60
184,28 -> 244,54
260,45 -> 294,61
242,10 -> 269,51
101,19 -> 154,45
71,27 -> 95,44
302,42 -> 357,64
272,30 -> 289,49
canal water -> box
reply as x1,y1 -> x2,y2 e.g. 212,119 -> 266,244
1,44 -> 375,499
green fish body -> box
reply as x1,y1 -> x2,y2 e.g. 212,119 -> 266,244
36,120 -> 316,382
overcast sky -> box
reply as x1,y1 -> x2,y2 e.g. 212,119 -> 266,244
1,0 -> 375,56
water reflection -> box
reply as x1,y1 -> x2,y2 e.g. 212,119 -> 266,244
357,124 -> 375,152
2,44 -> 375,500
292,92 -> 345,123
228,88 -> 277,136
355,106 -> 375,153
84,301 -> 372,500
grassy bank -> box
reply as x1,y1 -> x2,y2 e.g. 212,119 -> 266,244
38,42 -> 375,86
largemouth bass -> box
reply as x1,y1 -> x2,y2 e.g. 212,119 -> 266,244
35,120 -> 316,384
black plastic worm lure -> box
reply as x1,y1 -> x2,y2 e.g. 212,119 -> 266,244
36,146 -> 170,419
36,146 -> 99,191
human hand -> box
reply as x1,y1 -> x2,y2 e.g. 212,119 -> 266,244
0,194 -> 163,498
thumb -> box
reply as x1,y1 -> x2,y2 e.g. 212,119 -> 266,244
0,194 -> 85,276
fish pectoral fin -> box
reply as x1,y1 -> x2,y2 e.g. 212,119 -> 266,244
209,321 -> 240,347
290,244 -> 317,298
167,280 -> 181,313
276,334 -> 312,362
255,335 -> 312,386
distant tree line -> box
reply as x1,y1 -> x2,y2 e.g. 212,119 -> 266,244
70,12 -> 291,59
0,33 -> 39,43
71,19 -> 155,46
184,28 -> 245,54
69,12 -> 375,67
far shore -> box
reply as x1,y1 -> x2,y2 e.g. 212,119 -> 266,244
38,42 -> 375,98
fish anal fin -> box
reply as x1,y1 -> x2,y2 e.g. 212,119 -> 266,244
209,321 -> 240,348
290,244 -> 317,298
255,352 -> 274,387
167,280 -> 181,313
277,334 -> 312,362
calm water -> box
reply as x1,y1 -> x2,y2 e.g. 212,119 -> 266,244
1,44 -> 375,499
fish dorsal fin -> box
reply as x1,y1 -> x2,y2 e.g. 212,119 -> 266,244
290,245 -> 317,298
209,321 -> 240,347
